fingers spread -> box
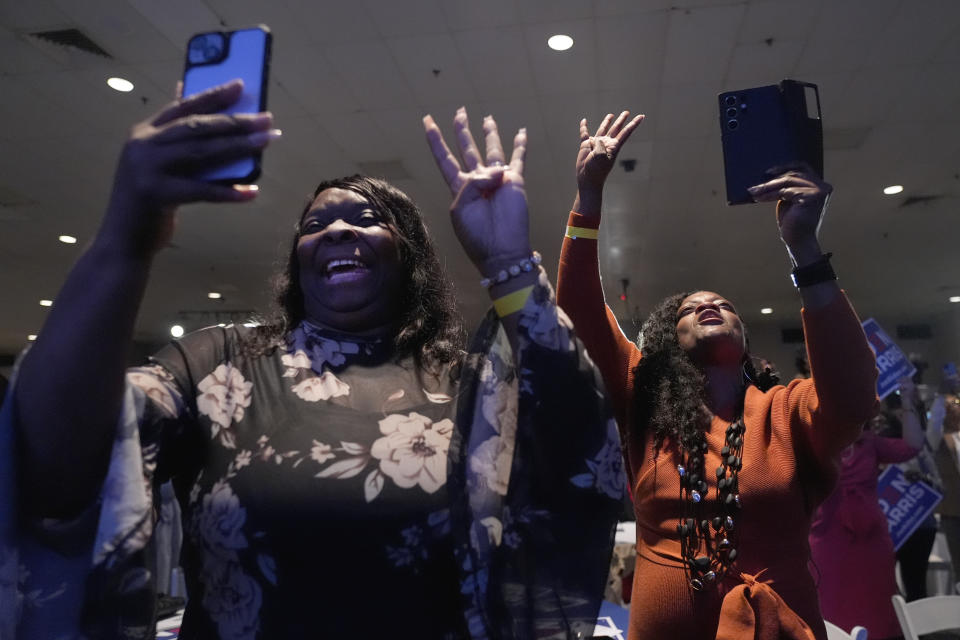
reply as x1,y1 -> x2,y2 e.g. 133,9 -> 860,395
607,111 -> 630,137
510,128 -> 527,175
423,114 -> 463,193
154,112 -> 273,144
595,113 -> 614,137
579,118 -> 590,142
617,114 -> 645,143
454,107 -> 483,171
152,79 -> 244,126
483,115 -> 506,167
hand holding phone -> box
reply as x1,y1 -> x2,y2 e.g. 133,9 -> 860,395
182,25 -> 272,183
718,79 -> 823,205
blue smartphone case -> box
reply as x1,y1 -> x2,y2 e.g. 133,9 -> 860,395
719,79 -> 823,205
182,26 -> 272,184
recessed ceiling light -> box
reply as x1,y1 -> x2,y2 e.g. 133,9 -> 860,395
170,324 -> 184,338
547,34 -> 574,51
28,334 -> 37,341
208,292 -> 222,299
107,77 -> 134,92
760,307 -> 773,315
883,185 -> 904,195
950,296 -> 960,303
59,235 -> 77,244
39,299 -> 52,307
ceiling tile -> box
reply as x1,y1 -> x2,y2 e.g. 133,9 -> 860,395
284,0 -> 374,46
595,13 -> 668,91
442,0 -> 519,31
516,0 -> 593,24
662,4 -> 746,85
361,0 -> 449,38
385,33 -> 477,105
454,26 -> 537,99
322,40 -> 418,110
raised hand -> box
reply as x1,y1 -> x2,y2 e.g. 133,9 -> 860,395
423,107 -> 530,279
103,80 -> 277,256
574,111 -> 644,216
747,165 -> 832,266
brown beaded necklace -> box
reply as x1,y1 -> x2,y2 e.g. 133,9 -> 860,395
676,416 -> 744,591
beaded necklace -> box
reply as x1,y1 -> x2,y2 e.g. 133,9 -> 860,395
676,416 -> 744,591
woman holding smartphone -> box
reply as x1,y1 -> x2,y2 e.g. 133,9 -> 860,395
557,111 -> 878,640
2,84 -> 621,639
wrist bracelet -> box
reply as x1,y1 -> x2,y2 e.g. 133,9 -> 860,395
493,285 -> 534,317
565,225 -> 599,240
480,251 -> 541,289
791,252 -> 836,288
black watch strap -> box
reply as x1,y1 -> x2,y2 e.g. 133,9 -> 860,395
791,252 -> 836,288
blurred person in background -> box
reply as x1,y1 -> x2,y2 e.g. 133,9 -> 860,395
808,377 -> 923,639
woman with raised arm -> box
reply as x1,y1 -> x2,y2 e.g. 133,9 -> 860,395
1,83 -> 621,639
557,111 -> 878,640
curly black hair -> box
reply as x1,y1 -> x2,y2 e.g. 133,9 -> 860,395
631,292 -> 779,454
243,175 -> 465,370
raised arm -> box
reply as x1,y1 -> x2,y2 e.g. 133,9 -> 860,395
422,108 -> 535,358
557,111 -> 643,428
14,81 -> 276,517
753,168 -> 878,456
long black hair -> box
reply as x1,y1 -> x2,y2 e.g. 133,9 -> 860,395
631,292 -> 779,454
244,175 -> 465,370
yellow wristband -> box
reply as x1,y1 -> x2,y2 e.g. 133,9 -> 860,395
493,285 -> 534,317
565,225 -> 598,240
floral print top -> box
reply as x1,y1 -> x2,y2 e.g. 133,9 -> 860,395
2,270 -> 625,640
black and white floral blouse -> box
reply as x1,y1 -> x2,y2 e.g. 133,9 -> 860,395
1,271 -> 626,640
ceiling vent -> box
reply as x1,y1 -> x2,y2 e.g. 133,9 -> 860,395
27,28 -> 112,58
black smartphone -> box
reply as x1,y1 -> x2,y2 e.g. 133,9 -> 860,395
718,79 -> 823,205
182,25 -> 272,184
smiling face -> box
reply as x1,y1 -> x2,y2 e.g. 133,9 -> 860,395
296,187 -> 404,333
675,291 -> 746,366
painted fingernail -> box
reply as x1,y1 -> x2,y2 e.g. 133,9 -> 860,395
248,129 -> 282,146
747,186 -> 759,194
233,184 -> 259,193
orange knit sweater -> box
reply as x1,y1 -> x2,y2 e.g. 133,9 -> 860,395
558,211 -> 879,640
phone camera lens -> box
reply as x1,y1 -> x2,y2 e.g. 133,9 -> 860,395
727,119 -> 739,131
726,107 -> 738,118
724,95 -> 737,107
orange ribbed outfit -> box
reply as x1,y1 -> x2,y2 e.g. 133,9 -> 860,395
558,212 -> 879,640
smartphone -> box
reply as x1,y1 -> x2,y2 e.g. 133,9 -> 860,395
718,79 -> 823,205
182,25 -> 272,183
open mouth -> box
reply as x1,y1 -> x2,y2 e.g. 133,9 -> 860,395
697,310 -> 723,325
323,258 -> 370,282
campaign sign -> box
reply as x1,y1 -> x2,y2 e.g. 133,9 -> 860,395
861,318 -> 916,399
876,465 -> 942,551
593,601 -> 629,639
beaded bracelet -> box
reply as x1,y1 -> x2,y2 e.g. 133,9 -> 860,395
480,251 -> 542,289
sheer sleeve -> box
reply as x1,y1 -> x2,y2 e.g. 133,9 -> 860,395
451,267 -> 624,638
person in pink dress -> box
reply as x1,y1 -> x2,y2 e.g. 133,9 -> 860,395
809,378 -> 924,639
